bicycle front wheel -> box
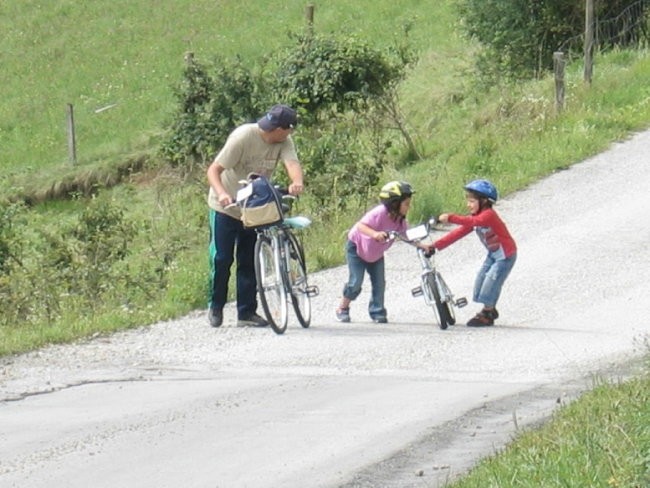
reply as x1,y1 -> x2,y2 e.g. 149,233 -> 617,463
423,273 -> 452,329
255,234 -> 288,334
436,272 -> 456,326
286,231 -> 311,328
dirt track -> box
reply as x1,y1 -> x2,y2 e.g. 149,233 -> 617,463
1,131 -> 649,488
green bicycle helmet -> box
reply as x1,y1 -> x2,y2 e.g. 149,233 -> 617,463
379,181 -> 415,204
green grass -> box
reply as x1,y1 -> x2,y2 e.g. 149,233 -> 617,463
448,371 -> 650,488
0,0 -> 440,185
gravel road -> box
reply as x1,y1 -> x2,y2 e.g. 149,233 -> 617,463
1,130 -> 649,488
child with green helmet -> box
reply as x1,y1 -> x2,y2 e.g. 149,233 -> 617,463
335,181 -> 415,323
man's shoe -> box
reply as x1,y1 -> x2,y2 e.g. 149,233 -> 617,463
209,308 -> 223,328
371,316 -> 388,324
237,313 -> 269,327
335,308 -> 350,323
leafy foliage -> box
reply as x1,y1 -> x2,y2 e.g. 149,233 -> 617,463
0,203 -> 25,275
456,0 -> 650,81
160,29 -> 417,213
273,31 -> 409,120
160,55 -> 264,168
0,197 -> 174,328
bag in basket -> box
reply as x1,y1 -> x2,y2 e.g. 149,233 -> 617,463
238,175 -> 284,228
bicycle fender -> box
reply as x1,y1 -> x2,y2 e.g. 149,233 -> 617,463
283,216 -> 311,229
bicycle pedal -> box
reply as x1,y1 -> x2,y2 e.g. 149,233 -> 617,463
411,286 -> 423,297
455,297 -> 468,308
306,285 -> 319,297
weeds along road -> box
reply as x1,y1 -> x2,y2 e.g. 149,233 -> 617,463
1,131 -> 650,488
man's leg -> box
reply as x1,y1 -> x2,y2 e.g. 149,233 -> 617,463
235,226 -> 259,318
208,211 -> 238,325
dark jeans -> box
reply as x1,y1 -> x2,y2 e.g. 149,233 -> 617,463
209,210 -> 258,317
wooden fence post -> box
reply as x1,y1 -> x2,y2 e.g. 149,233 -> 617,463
584,0 -> 594,84
553,52 -> 566,113
305,4 -> 314,32
66,103 -> 77,165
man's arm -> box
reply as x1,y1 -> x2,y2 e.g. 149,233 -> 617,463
207,160 -> 232,207
283,159 -> 304,195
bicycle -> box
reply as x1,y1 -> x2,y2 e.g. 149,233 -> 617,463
247,190 -> 319,335
388,218 -> 467,329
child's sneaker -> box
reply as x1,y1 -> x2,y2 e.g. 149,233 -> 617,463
467,308 -> 498,327
335,308 -> 351,323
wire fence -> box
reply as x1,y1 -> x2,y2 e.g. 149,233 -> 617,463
558,0 -> 650,55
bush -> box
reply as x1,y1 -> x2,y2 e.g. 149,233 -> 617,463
160,29 -> 418,212
0,197 -> 177,328
457,0 -> 650,81
160,55 -> 264,169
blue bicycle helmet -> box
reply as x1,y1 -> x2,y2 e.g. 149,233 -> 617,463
464,179 -> 498,203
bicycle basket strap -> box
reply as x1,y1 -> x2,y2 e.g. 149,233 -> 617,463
240,175 -> 284,228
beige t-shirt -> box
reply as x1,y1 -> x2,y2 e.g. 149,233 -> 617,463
207,123 -> 298,218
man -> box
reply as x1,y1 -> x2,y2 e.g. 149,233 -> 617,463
206,104 -> 304,327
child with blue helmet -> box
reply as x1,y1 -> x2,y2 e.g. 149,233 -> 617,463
428,179 -> 517,327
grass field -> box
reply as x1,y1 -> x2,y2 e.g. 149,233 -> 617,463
0,0 -> 441,183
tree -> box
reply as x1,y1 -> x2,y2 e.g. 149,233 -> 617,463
457,0 -> 649,81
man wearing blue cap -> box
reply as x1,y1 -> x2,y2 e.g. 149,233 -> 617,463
206,105 -> 304,328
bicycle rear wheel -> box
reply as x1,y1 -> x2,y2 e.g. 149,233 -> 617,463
287,231 -> 311,328
255,235 -> 288,334
423,273 -> 452,329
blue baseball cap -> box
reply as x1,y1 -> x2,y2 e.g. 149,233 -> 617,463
258,104 -> 298,131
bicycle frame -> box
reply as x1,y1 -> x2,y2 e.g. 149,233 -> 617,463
389,219 -> 466,329
252,194 -> 319,334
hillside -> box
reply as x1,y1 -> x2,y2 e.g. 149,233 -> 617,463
1,0 -> 445,185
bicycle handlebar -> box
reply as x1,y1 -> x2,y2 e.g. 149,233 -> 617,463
224,187 -> 295,210
386,218 -> 439,256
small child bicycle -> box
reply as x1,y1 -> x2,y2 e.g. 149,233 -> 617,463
388,218 -> 467,329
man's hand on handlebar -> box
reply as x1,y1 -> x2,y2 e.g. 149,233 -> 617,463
288,182 -> 304,196
218,192 -> 233,207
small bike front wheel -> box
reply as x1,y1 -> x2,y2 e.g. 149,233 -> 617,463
254,235 -> 288,334
435,272 -> 456,326
286,231 -> 311,328
423,273 -> 452,329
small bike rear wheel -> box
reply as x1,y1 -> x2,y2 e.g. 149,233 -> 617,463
255,235 -> 288,334
286,231 -> 311,328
